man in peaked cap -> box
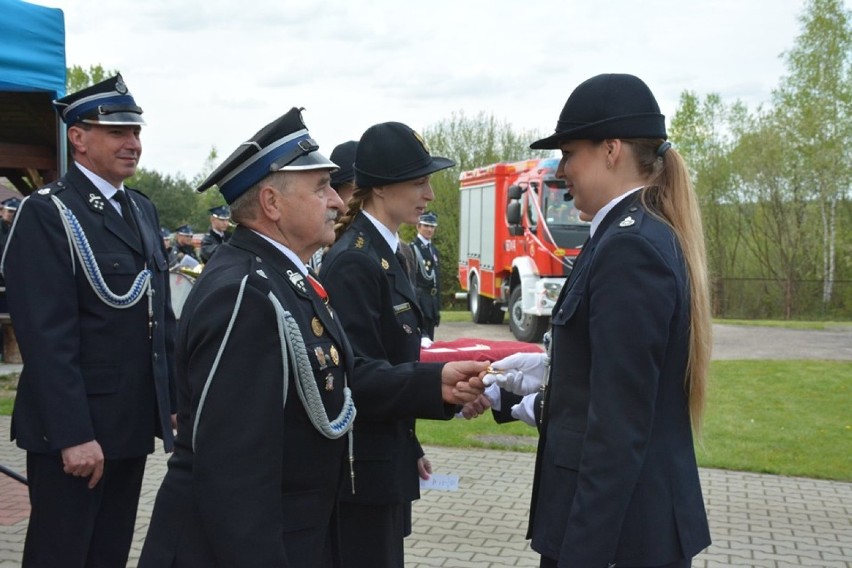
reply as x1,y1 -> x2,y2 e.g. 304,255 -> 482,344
1,74 -> 177,568
140,107 -> 358,568
199,204 -> 232,263
410,211 -> 441,340
0,197 -> 21,254
168,223 -> 200,268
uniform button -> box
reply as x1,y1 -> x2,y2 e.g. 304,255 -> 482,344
113,262 -> 119,269
407,429 -> 414,438
153,352 -> 159,361
153,321 -> 158,327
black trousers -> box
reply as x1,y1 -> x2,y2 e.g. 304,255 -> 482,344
338,501 -> 411,568
540,556 -> 691,568
23,452 -> 147,568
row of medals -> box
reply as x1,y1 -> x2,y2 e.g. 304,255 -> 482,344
311,316 -> 339,393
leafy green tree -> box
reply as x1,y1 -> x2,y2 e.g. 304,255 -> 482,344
670,92 -> 748,315
771,0 -> 852,305
128,168 -> 198,232
66,64 -> 117,92
418,111 -> 550,306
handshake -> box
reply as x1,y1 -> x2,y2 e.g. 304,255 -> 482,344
481,352 -> 549,395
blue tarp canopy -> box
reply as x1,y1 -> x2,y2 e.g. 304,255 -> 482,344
0,0 -> 66,97
0,0 -> 66,193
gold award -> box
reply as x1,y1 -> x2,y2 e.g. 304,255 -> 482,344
329,345 -> 340,366
311,317 -> 324,336
381,258 -> 390,270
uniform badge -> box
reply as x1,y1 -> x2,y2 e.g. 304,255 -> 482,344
287,269 -> 308,294
115,75 -> 128,94
311,317 -> 324,337
324,373 -> 334,391
402,324 -> 413,334
355,235 -> 365,249
38,188 -> 51,195
89,193 -> 104,210
619,216 -> 635,227
381,258 -> 390,270
315,346 -> 328,369
329,345 -> 340,366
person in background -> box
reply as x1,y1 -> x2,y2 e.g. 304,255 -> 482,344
199,204 -> 231,263
484,73 -> 713,568
140,107 -> 355,568
160,226 -> 172,252
0,197 -> 21,249
1,74 -> 176,568
320,121 -> 488,568
168,224 -> 199,268
410,211 -> 441,341
308,141 -> 359,272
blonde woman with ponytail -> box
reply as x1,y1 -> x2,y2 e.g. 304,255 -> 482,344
484,74 -> 712,568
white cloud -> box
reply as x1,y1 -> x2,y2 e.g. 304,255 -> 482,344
24,0 -> 819,179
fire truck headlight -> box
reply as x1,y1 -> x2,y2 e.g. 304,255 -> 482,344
543,282 -> 562,302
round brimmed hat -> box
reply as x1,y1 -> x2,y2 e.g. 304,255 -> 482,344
354,122 -> 455,188
530,74 -> 667,150
197,107 -> 336,204
329,141 -> 358,190
53,74 -> 145,126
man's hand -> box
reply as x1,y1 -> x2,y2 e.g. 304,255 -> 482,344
61,440 -> 104,489
440,360 -> 489,405
460,393 -> 493,419
417,456 -> 432,480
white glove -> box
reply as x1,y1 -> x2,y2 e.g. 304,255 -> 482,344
511,393 -> 540,427
481,351 -> 548,395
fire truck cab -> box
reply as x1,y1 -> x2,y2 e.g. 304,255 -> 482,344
457,158 -> 589,342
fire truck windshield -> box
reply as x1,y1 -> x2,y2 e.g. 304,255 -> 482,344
543,179 -> 587,227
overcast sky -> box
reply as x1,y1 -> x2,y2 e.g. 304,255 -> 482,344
27,0 -> 829,180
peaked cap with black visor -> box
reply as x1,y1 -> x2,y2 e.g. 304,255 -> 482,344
197,107 -> 337,204
53,74 -> 145,126
530,73 -> 667,149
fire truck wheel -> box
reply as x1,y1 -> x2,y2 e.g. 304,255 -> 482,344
469,274 -> 498,324
508,287 -> 548,343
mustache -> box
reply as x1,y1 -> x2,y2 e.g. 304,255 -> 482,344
326,210 -> 339,222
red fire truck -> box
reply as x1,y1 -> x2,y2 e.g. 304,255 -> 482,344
457,158 -> 589,342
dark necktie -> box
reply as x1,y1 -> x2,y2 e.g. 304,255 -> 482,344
113,190 -> 140,239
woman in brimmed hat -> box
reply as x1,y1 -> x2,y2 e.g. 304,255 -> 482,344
483,74 -> 712,567
320,122 -> 487,568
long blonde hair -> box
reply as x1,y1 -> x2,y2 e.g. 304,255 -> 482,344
627,139 -> 712,435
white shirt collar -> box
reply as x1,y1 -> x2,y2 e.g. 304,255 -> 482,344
362,210 -> 399,252
589,186 -> 642,238
417,234 -> 430,246
75,161 -> 124,200
251,230 -> 307,276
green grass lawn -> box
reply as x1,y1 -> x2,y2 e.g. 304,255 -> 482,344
1,360 -> 849,481
417,360 -> 851,481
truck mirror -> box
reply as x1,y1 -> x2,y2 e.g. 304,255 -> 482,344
507,200 -> 521,226
507,185 -> 522,200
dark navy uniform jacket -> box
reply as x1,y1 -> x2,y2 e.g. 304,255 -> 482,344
320,211 -> 453,507
3,164 -> 176,458
140,226 -> 352,568
529,195 -> 711,566
199,228 -> 230,263
410,236 -> 441,323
